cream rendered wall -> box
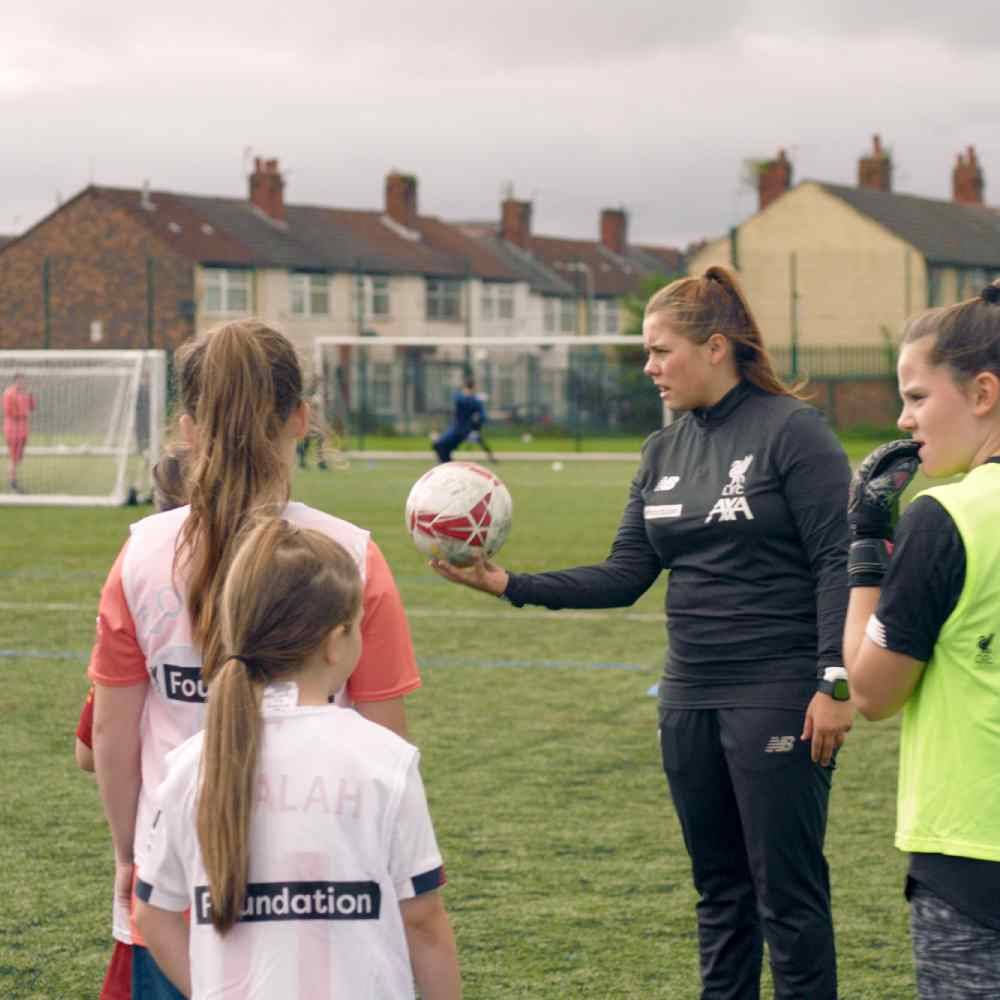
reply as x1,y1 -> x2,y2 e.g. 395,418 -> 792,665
687,235 -> 732,276
732,183 -> 927,348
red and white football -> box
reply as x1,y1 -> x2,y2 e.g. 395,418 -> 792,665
405,461 -> 513,566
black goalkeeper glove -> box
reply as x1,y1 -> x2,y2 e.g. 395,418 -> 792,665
847,439 -> 921,587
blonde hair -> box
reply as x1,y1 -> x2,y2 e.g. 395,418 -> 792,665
174,320 -> 303,678
645,265 -> 804,398
902,280 -> 1000,382
196,518 -> 362,934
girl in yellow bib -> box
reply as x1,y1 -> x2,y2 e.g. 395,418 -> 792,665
844,281 -> 1000,999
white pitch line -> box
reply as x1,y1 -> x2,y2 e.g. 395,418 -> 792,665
0,599 -> 663,623
0,600 -> 94,612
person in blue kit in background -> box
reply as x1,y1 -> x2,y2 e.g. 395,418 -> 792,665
433,377 -> 487,463
428,266 -> 853,1000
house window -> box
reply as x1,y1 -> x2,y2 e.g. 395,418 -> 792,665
543,298 -> 557,333
927,267 -> 945,307
203,269 -> 251,314
963,268 -> 989,299
290,273 -> 330,317
499,285 -> 514,320
560,299 -> 575,333
604,299 -> 619,334
427,278 -> 462,321
481,283 -> 515,322
370,277 -> 390,316
372,363 -> 392,412
352,276 -> 392,320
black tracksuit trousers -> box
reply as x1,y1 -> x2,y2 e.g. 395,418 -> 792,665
659,707 -> 837,1000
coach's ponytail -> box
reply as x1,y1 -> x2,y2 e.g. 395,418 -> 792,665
197,518 -> 362,934
175,321 -> 303,678
645,265 -> 805,398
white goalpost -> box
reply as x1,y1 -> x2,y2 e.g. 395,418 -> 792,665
0,350 -> 167,506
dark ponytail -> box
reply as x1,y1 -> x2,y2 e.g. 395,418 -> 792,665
902,280 -> 1000,382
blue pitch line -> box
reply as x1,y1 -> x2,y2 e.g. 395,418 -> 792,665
1,648 -> 652,673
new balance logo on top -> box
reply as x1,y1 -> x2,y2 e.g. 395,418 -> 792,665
654,475 -> 680,492
764,735 -> 796,753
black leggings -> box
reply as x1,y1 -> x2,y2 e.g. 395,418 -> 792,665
660,707 -> 837,1000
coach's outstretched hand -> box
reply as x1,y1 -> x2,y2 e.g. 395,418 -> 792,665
848,438 -> 921,540
429,556 -> 509,597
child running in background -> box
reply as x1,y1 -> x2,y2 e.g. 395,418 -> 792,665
134,518 -> 461,999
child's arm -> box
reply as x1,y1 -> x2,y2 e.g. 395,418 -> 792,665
400,890 -> 461,1000
94,681 -> 148,912
134,901 -> 191,997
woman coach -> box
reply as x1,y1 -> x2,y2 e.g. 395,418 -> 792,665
844,284 -> 1000,999
432,266 -> 853,1000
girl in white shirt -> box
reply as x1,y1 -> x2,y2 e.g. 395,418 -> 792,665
134,518 -> 461,999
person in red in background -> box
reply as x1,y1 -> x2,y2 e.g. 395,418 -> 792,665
3,373 -> 35,493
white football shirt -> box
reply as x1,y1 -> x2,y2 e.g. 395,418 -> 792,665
137,695 -> 445,999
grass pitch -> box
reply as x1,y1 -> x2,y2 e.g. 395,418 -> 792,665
1,444 -> 917,998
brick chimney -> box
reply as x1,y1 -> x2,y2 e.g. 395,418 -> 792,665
600,208 -> 627,256
249,157 -> 285,222
385,172 -> 418,229
757,149 -> 793,211
953,146 -> 984,205
501,198 -> 532,249
858,134 -> 892,193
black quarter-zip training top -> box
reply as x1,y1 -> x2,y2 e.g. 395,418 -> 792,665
504,381 -> 851,711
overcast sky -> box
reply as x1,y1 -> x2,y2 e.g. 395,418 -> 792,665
3,1 -> 999,249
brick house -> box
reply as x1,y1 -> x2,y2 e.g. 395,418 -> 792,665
0,160 -> 682,360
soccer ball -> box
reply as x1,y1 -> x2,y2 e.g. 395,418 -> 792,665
405,462 -> 513,566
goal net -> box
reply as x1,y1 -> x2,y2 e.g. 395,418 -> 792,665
0,350 -> 167,506
313,335 -> 662,452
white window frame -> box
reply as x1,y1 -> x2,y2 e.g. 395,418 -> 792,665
603,299 -> 619,334
290,273 -> 330,318
369,276 -> 391,317
202,268 -> 251,314
497,284 -> 515,320
481,283 -> 496,322
559,298 -> 575,333
543,297 -> 557,333
426,278 -> 463,321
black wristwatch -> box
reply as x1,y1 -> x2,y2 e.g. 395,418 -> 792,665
817,667 -> 850,701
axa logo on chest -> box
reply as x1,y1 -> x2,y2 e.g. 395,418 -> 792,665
163,663 -> 208,703
705,454 -> 755,524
